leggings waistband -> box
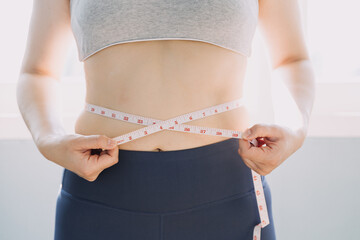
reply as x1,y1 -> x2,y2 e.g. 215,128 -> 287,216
61,138 -> 266,214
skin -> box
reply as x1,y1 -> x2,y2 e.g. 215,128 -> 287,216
17,0 -> 315,181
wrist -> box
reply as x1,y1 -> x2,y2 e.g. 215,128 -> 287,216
293,125 -> 307,149
34,129 -> 67,147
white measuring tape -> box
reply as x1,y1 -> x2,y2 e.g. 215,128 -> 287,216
85,98 -> 270,239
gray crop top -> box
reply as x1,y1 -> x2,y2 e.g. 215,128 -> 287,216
69,0 -> 259,62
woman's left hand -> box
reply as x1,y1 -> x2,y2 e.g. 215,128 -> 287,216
237,123 -> 306,176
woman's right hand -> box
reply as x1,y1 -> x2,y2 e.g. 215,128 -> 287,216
36,134 -> 119,182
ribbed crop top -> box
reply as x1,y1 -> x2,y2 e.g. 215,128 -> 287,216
69,0 -> 259,62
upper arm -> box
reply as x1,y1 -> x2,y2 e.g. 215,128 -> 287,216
257,0 -> 310,69
20,0 -> 73,80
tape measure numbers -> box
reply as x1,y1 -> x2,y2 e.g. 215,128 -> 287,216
85,98 -> 270,239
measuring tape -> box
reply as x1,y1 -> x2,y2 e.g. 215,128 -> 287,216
85,98 -> 270,239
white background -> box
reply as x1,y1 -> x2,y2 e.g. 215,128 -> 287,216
1,0 -> 359,139
1,1 -> 359,240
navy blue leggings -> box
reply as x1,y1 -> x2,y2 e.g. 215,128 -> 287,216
54,138 -> 276,240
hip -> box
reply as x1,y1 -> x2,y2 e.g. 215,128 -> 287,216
60,137 -> 268,214
56,138 -> 276,240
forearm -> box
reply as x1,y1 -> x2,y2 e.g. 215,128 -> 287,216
16,73 -> 67,146
270,58 -> 316,140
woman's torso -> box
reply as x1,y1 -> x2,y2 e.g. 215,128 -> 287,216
74,39 -> 251,151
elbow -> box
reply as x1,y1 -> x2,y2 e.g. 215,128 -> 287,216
272,55 -> 311,70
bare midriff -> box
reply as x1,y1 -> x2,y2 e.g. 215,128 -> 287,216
74,39 -> 251,152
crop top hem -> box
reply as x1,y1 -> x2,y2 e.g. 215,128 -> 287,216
80,37 -> 251,62
70,0 -> 259,62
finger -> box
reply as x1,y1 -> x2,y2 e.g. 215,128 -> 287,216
88,149 -> 119,172
99,146 -> 119,159
243,124 -> 281,142
238,138 -> 252,156
243,158 -> 268,175
238,153 -> 263,175
250,138 -> 258,147
238,138 -> 263,164
98,152 -> 119,170
238,138 -> 274,165
238,137 -> 262,152
78,135 -> 118,150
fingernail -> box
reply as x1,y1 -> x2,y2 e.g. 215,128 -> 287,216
250,139 -> 258,147
244,129 -> 252,138
107,139 -> 116,147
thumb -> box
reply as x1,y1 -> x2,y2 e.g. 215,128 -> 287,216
242,124 -> 280,142
79,135 -> 118,150
95,147 -> 119,170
